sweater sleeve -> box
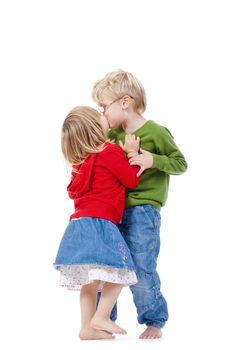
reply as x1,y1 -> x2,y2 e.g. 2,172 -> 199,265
151,127 -> 188,175
105,145 -> 140,188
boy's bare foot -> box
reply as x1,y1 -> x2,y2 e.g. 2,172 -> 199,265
90,316 -> 127,335
139,326 -> 162,339
79,327 -> 115,340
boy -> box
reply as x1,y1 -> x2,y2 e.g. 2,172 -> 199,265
92,70 -> 188,339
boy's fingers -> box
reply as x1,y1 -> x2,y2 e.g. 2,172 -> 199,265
119,140 -> 124,149
129,161 -> 136,165
137,167 -> 144,177
129,157 -> 139,164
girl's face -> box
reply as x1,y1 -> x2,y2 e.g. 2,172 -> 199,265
99,114 -> 110,136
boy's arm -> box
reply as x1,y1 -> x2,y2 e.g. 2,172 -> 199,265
151,127 -> 187,175
129,127 -> 187,176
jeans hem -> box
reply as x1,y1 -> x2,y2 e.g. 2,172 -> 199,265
145,321 -> 166,328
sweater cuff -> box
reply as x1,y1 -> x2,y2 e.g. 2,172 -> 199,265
152,154 -> 167,171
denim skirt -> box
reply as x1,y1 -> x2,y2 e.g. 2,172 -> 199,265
54,217 -> 137,290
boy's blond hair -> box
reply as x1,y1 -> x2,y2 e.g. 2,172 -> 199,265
92,70 -> 147,114
61,106 -> 106,165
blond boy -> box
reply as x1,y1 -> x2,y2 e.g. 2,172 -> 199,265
92,70 -> 187,339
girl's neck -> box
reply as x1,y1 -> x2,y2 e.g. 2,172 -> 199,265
122,112 -> 147,134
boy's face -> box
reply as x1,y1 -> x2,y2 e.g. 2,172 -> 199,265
99,97 -> 125,129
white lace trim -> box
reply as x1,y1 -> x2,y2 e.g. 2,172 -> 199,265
58,264 -> 138,291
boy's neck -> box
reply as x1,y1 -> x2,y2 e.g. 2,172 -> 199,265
122,112 -> 147,134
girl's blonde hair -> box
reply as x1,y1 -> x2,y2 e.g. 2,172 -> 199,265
92,69 -> 147,114
61,106 -> 106,165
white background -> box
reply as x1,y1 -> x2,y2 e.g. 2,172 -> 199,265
0,1 -> 233,349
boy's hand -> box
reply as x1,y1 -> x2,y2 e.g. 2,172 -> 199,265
119,134 -> 140,157
129,148 -> 153,176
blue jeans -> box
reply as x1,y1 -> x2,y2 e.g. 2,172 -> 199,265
98,205 -> 168,327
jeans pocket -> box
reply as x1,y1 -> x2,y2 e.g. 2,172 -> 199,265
142,205 -> 161,231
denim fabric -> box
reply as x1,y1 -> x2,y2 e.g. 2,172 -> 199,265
54,217 -> 136,271
112,205 -> 168,327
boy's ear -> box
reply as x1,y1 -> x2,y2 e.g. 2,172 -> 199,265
122,95 -> 131,109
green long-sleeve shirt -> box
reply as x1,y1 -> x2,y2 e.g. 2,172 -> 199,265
108,120 -> 188,209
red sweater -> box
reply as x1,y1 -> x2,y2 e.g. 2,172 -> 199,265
67,143 -> 140,224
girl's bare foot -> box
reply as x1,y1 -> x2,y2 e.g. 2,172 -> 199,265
79,327 -> 115,340
90,316 -> 127,335
139,326 -> 162,339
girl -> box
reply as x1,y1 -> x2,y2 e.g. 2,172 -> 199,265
54,106 -> 140,340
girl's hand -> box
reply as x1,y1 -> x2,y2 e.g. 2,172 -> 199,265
128,148 -> 153,176
119,134 -> 140,157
